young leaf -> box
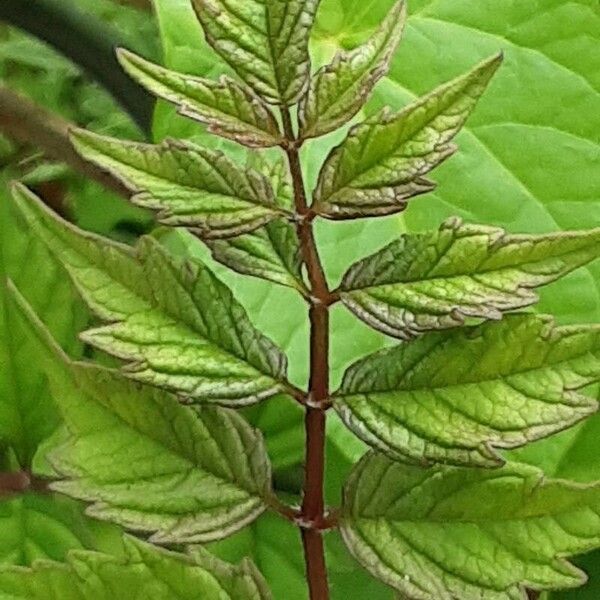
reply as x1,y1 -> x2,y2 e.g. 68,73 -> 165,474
117,49 -> 283,148
9,284 -> 273,544
12,185 -> 288,406
298,0 -> 407,140
339,218 -> 600,339
206,157 -> 305,292
70,129 -> 286,239
334,315 -> 600,467
0,535 -> 272,599
342,453 -> 600,600
312,54 -> 502,219
192,0 -> 320,105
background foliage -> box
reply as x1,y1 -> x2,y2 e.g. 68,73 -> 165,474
0,0 -> 598,598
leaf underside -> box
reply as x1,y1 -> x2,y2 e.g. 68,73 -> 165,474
117,48 -> 283,148
339,218 -> 600,339
335,314 -> 600,467
192,0 -> 320,105
342,453 -> 600,600
71,129 -> 284,239
11,184 -> 288,407
313,54 -> 502,219
0,536 -> 272,599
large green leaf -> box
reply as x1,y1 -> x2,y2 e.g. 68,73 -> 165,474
312,54 -> 502,219
339,218 -> 600,339
191,0 -> 320,105
71,129 -> 286,239
117,49 -> 283,148
299,0 -> 406,140
10,285 -> 273,544
342,453 -> 600,600
12,185 -> 289,407
0,535 -> 271,599
335,314 -> 600,467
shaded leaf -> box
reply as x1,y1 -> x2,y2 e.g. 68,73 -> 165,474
313,54 -> 502,219
342,453 -> 600,600
299,0 -> 407,139
12,185 -> 288,407
117,49 -> 283,148
335,315 -> 600,467
71,129 -> 286,239
207,157 -> 304,291
0,492 -> 122,567
339,218 -> 600,339
0,535 -> 271,599
192,0 -> 320,105
0,187 -> 87,467
10,285 -> 273,544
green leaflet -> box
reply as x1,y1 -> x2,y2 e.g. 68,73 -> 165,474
339,218 -> 600,339
117,49 -> 283,148
335,314 -> 600,467
71,129 -> 286,239
192,0 -> 320,105
12,185 -> 288,406
0,535 -> 271,599
342,453 -> 600,600
0,493 -> 121,567
312,54 -> 502,219
207,157 -> 305,292
299,0 -> 407,140
0,186 -> 87,467
10,284 -> 273,544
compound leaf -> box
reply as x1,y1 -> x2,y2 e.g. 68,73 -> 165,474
207,157 -> 304,292
117,49 -> 283,148
299,0 -> 407,140
12,184 -> 288,407
192,0 -> 320,105
10,285 -> 273,544
335,314 -> 600,467
342,453 -> 600,599
313,54 -> 502,219
71,129 -> 285,239
339,218 -> 600,339
0,535 -> 271,599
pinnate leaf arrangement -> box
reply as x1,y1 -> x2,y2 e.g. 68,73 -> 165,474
5,1 -> 600,599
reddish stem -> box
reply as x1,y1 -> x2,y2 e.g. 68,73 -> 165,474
281,107 -> 331,600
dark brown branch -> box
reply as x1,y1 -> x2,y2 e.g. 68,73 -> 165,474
115,0 -> 152,10
0,471 -> 52,498
281,106 -> 331,600
0,86 -> 129,198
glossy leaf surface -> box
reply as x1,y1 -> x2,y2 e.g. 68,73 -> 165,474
340,218 -> 600,339
71,130 -> 284,239
342,453 -> 600,599
118,49 -> 283,148
335,315 -> 600,467
313,54 -> 502,219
